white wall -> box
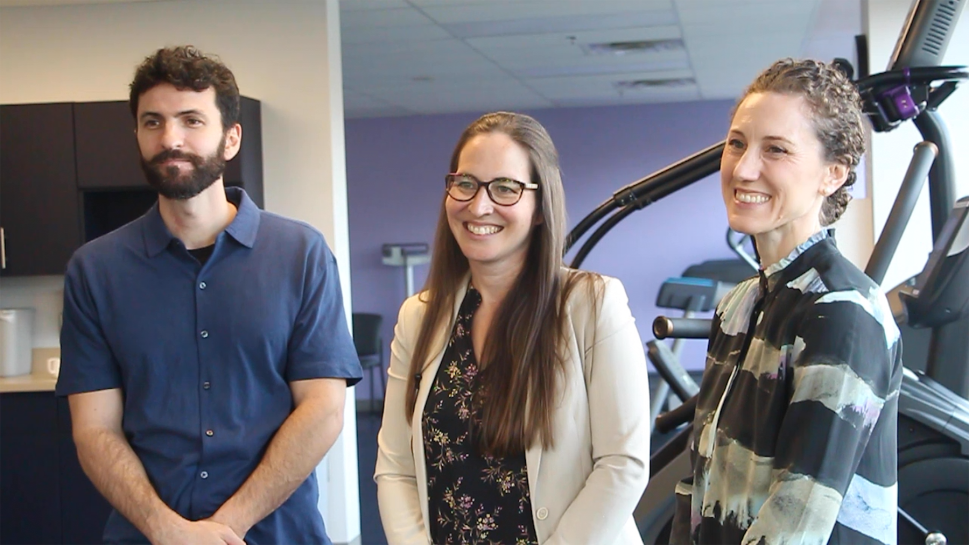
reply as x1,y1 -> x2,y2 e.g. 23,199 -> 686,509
858,0 -> 969,289
0,1 -> 360,542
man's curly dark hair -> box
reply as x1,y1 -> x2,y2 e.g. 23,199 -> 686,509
129,45 -> 240,131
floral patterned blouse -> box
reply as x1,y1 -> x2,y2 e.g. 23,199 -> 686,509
422,285 -> 539,545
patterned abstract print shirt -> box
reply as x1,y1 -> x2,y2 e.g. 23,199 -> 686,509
422,286 -> 539,545
671,231 -> 904,545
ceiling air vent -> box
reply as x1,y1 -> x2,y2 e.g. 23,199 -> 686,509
583,39 -> 684,56
614,78 -> 695,92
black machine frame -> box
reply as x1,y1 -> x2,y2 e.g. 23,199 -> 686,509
561,0 -> 969,543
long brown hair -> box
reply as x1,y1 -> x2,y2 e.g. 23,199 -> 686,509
404,112 -> 596,456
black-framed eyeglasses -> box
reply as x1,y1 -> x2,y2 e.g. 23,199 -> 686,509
445,173 -> 539,206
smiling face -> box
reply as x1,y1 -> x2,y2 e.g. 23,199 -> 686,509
136,83 -> 241,201
446,132 -> 540,275
721,91 -> 847,265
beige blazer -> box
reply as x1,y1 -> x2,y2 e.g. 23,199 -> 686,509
374,273 -> 651,545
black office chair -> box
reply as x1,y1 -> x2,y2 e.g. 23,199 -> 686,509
352,312 -> 385,414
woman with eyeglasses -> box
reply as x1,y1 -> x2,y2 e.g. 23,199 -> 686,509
374,111 -> 651,545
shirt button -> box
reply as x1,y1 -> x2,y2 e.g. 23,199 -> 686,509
199,281 -> 207,290
202,381 -> 211,390
200,330 -> 209,338
536,507 -> 548,520
205,429 -> 214,437
200,471 -> 209,479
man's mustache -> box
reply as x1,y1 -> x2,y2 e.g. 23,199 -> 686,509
149,149 -> 202,166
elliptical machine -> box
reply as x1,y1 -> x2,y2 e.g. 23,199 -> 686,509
563,1 -> 969,543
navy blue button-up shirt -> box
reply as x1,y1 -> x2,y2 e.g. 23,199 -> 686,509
57,187 -> 363,545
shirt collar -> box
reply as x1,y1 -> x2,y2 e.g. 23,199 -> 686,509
142,186 -> 261,257
760,229 -> 834,292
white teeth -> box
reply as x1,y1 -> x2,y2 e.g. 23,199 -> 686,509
467,223 -> 501,235
735,191 -> 771,204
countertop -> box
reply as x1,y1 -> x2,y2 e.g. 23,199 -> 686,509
0,347 -> 59,393
0,372 -> 57,393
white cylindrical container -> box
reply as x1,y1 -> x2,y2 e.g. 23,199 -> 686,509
0,308 -> 35,377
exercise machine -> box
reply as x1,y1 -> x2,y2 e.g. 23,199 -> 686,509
563,1 -> 969,542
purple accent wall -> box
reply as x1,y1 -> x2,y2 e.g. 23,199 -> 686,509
347,100 -> 739,400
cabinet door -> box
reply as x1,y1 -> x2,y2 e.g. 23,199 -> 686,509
0,393 -> 61,544
0,104 -> 82,276
74,101 -> 146,190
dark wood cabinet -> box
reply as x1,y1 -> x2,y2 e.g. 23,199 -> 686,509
0,392 -> 112,545
0,393 -> 63,544
74,101 -> 145,190
0,104 -> 82,277
73,98 -> 264,208
0,97 -> 263,277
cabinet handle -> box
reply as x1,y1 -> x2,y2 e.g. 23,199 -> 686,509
1,227 -> 5,269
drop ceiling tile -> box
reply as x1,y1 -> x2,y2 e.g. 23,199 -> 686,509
481,45 -> 688,67
466,26 -> 682,51
342,38 -> 481,62
343,54 -> 507,82
674,0 -> 810,9
442,11 -> 678,38
344,47 -> 502,77
359,76 -> 538,98
338,0 -> 409,12
404,94 -> 556,115
341,7 -> 436,28
410,0 -> 673,8
422,1 -> 673,24
512,56 -> 690,78
676,0 -> 819,26
552,89 -> 701,107
526,70 -> 696,100
361,79 -> 554,114
340,23 -> 453,44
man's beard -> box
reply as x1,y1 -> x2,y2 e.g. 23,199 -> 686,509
140,135 -> 227,201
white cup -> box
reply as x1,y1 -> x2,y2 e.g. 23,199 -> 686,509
46,357 -> 60,378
